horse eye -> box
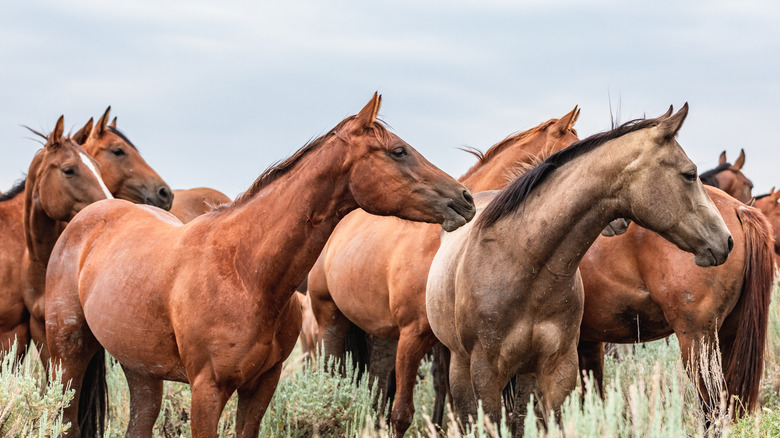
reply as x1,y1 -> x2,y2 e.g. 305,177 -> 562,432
62,167 -> 76,176
683,171 -> 697,181
391,147 -> 407,158
112,148 -> 126,157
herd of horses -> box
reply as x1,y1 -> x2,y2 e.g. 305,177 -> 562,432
0,94 -> 775,437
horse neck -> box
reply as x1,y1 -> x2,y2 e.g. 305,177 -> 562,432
207,140 -> 357,311
489,139 -> 636,281
23,180 -> 65,267
460,130 -> 552,192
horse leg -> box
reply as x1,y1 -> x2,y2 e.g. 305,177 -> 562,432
236,362 -> 283,437
577,341 -> 605,397
536,344 -> 579,424
469,346 -> 507,428
311,296 -> 350,363
189,373 -> 233,438
29,314 -> 51,370
675,330 -> 722,424
449,353 -> 477,431
431,343 -> 450,429
390,328 -> 437,436
511,374 -> 538,435
123,366 -> 163,438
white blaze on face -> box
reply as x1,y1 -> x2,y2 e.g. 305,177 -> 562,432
79,152 -> 114,199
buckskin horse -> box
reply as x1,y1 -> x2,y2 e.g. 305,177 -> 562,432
45,93 -> 476,437
426,105 -> 733,432
307,107 -> 580,435
0,110 -> 171,363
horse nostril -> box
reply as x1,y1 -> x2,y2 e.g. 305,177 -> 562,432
462,190 -> 474,205
727,235 -> 734,253
158,186 -> 171,201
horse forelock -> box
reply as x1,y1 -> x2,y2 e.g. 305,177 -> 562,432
476,117 -> 660,230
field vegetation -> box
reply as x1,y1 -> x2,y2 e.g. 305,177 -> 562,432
2,286 -> 780,437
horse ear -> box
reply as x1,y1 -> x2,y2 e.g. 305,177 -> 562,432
354,92 -> 382,132
772,187 -> 780,203
734,149 -> 745,170
658,105 -> 673,120
109,117 -> 117,129
96,106 -> 112,136
47,115 -> 65,149
719,151 -> 727,165
655,102 -> 688,140
72,118 -> 94,145
551,105 -> 579,136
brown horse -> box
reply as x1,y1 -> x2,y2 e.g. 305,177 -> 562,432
76,107 -> 173,209
753,188 -> 780,266
0,110 -> 172,363
426,105 -> 734,432
17,116 -> 113,364
45,93 -> 476,438
577,186 -> 773,419
307,107 -> 581,435
699,149 -> 753,203
169,187 -> 232,223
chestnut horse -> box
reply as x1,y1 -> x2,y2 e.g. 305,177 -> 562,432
308,107 -> 581,435
45,93 -> 476,438
169,187 -> 232,223
0,110 -> 172,362
427,104 -> 733,432
753,188 -> 780,267
577,186 -> 773,419
17,116 -> 113,364
699,149 -> 753,203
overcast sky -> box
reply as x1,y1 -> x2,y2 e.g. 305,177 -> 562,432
1,1 -> 778,198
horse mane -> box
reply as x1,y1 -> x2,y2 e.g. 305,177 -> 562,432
458,119 -> 569,181
754,193 -> 770,200
0,178 -> 26,202
226,115 -> 390,208
106,127 -> 138,150
699,162 -> 731,188
476,117 -> 659,230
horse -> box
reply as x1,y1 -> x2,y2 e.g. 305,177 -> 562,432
44,93 -> 477,438
0,110 -> 172,363
699,149 -> 753,203
15,116 -> 113,365
76,107 -> 173,209
307,107 -> 581,435
577,185 -> 773,420
426,104 -> 734,433
169,187 -> 232,223
753,188 -> 780,267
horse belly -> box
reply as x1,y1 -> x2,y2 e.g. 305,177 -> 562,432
81,267 -> 184,381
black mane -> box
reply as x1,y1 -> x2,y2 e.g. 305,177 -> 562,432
0,177 -> 26,202
699,162 -> 731,188
476,117 -> 659,230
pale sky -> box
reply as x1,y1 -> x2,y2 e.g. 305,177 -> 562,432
2,1 -> 778,198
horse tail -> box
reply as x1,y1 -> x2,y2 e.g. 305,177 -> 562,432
344,322 -> 370,377
727,206 -> 774,415
432,343 -> 450,428
78,348 -> 108,438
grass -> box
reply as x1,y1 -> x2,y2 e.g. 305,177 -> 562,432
2,286 -> 779,437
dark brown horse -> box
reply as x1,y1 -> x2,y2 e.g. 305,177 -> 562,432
578,185 -> 773,419
307,108 -> 581,435
699,149 -> 753,203
45,93 -> 476,437
427,105 -> 734,431
0,110 -> 172,363
169,187 -> 232,223
18,116 -> 113,365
